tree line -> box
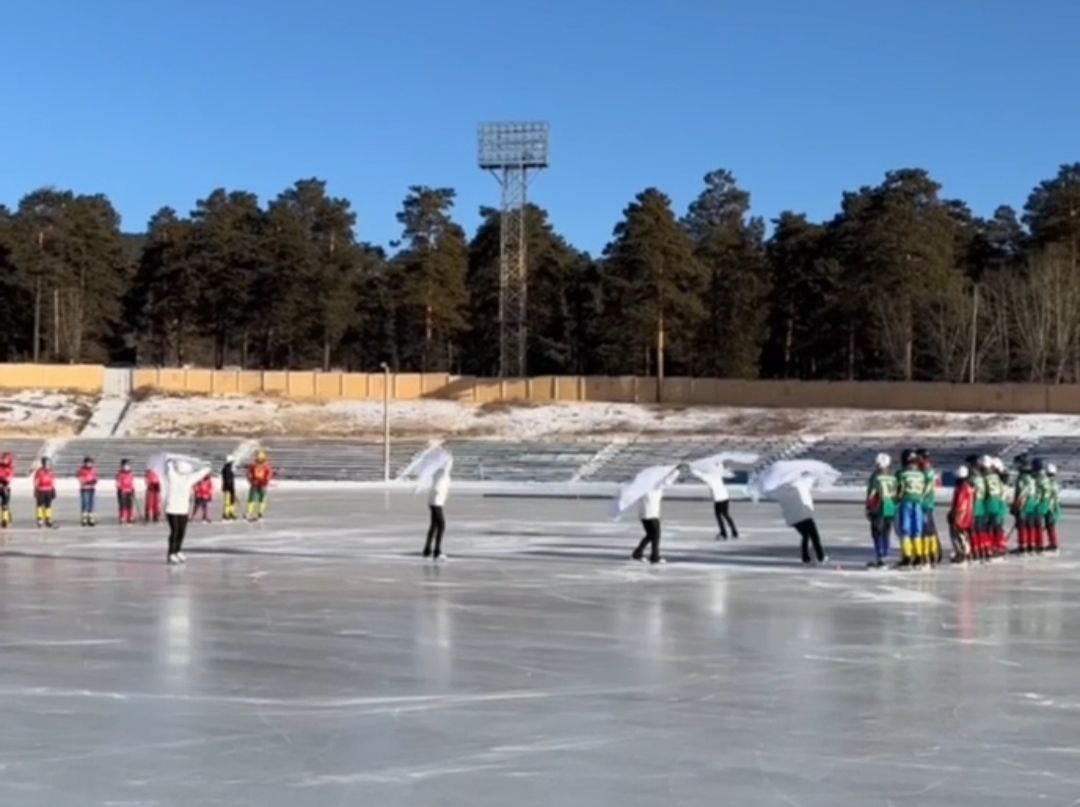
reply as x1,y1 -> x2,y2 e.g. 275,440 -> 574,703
1,165 -> 1079,382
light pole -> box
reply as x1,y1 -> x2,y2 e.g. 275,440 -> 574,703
380,363 -> 391,482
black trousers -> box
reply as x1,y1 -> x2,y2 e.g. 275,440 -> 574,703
424,506 -> 445,554
794,518 -> 825,563
0,486 -> 9,507
634,518 -> 661,561
713,500 -> 738,537
167,514 -> 189,556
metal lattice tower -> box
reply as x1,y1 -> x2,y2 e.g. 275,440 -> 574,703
478,122 -> 549,377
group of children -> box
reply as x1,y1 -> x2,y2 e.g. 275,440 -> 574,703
865,449 -> 1062,568
0,450 -> 275,529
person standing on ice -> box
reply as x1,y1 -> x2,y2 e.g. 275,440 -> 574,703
1043,463 -> 1061,553
145,465 -> 162,522
33,457 -> 57,528
246,450 -> 273,521
916,448 -> 942,566
686,452 -> 758,541
192,474 -> 213,523
986,457 -> 1008,557
752,459 -> 838,566
77,456 -> 99,527
611,464 -> 681,564
158,455 -> 211,565
423,461 -> 451,559
115,459 -> 137,525
220,455 -> 237,521
896,449 -> 927,567
407,447 -> 454,560
0,452 -> 14,528
948,465 -> 975,563
865,453 -> 897,567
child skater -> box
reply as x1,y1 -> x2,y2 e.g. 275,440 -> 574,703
115,459 -> 137,525
865,452 -> 897,567
948,465 -> 975,563
77,456 -> 99,527
145,465 -> 162,523
192,474 -> 213,523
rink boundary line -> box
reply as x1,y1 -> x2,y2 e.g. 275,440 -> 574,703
6,478 -> 1079,508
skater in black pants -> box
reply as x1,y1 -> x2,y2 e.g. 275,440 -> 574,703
774,475 -> 828,564
713,500 -> 738,540
163,457 -> 211,565
632,486 -> 666,564
421,456 -> 452,560
794,518 -> 826,564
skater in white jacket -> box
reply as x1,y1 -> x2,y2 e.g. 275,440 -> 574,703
751,460 -> 839,566
150,454 -> 212,565
424,462 -> 452,560
407,447 -> 454,561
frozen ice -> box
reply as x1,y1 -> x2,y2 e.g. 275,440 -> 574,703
0,491 -> 1078,805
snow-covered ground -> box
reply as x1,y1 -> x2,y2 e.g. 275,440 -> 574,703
0,391 -> 96,437
120,394 -> 1080,440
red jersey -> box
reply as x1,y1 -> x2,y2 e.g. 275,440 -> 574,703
248,461 -> 273,488
33,468 -> 56,493
950,481 -> 975,531
78,466 -> 99,489
194,477 -> 213,501
0,464 -> 13,486
145,469 -> 161,491
115,469 -> 136,494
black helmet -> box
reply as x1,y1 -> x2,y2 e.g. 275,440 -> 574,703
1014,453 -> 1029,468
83,456 -> 93,464
900,448 -> 916,466
965,454 -> 979,466
1032,457 -> 1045,473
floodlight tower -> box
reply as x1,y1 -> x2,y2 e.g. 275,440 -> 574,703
478,121 -> 549,378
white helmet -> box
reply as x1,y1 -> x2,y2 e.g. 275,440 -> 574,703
1047,463 -> 1058,476
875,453 -> 891,469
956,465 -> 969,480
979,455 -> 993,470
226,454 -> 235,464
993,457 -> 1005,472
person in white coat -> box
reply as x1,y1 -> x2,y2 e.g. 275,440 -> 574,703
423,463 -> 451,560
164,458 -> 211,565
773,474 -> 828,565
702,473 -> 739,540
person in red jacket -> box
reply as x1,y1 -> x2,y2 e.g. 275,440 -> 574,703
192,475 -> 213,523
115,459 -> 137,525
246,450 -> 273,521
77,456 -> 99,527
949,465 -> 976,564
0,452 -> 15,528
145,466 -> 162,523
33,457 -> 57,528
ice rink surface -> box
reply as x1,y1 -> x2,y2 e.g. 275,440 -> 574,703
1,490 -> 1079,806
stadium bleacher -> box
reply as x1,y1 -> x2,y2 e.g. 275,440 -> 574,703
4,434 -> 1069,487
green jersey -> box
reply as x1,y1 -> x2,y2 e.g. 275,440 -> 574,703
921,467 -> 937,512
866,472 -> 898,518
1047,477 -> 1061,519
985,472 -> 1006,516
1036,474 -> 1055,516
1016,473 -> 1039,516
897,468 -> 927,503
973,474 -> 987,517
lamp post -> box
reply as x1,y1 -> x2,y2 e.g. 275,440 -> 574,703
380,363 -> 391,481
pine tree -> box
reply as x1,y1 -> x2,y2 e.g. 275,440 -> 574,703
392,187 -> 469,371
599,188 -> 705,377
682,170 -> 769,377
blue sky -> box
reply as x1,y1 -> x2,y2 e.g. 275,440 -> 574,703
3,0 -> 1079,254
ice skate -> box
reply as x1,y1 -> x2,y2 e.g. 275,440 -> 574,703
167,554 -> 181,565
